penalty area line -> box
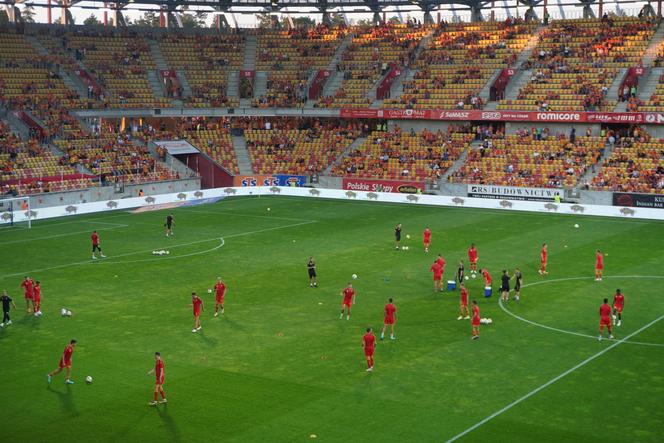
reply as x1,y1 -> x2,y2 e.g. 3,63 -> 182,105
445,313 -> 664,443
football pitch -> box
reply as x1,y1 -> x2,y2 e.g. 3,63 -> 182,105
1,196 -> 663,442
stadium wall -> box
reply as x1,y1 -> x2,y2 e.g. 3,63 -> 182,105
2,186 -> 662,225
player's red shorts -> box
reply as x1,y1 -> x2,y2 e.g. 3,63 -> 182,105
156,375 -> 165,385
24,292 -> 33,300
384,316 -> 395,325
424,241 -> 430,247
460,300 -> 468,308
595,264 -> 604,270
469,259 -> 477,264
364,347 -> 374,357
600,317 -> 612,326
33,296 -> 41,304
193,309 -> 201,317
59,359 -> 71,369
215,295 -> 224,304
433,275 -> 442,282
472,316 -> 480,326
343,299 -> 353,308
613,305 -> 623,313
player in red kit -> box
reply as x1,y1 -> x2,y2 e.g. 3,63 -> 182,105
91,230 -> 106,260
481,268 -> 492,287
33,280 -> 42,317
20,276 -> 34,313
423,227 -> 432,253
191,292 -> 203,333
458,283 -> 470,320
599,298 -> 614,340
213,277 -> 226,317
468,244 -> 478,274
430,260 -> 443,292
147,352 -> 167,405
612,289 -> 625,326
380,298 -> 397,340
595,250 -> 604,281
539,243 -> 548,275
47,339 -> 77,384
471,300 -> 480,340
363,327 -> 376,371
340,283 -> 355,320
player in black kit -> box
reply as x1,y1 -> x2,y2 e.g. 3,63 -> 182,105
307,257 -> 317,287
394,224 -> 402,250
500,270 -> 510,302
513,268 -> 523,301
457,261 -> 465,286
164,214 -> 174,237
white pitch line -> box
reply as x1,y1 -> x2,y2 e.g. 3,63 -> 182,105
0,219 -> 316,279
499,275 -> 664,348
445,313 -> 664,443
0,225 -> 129,246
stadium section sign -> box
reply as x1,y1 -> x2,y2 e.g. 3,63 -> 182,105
342,178 -> 424,193
613,192 -> 664,209
153,140 -> 199,155
468,185 -> 563,201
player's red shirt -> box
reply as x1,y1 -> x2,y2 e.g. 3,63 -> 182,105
384,303 -> 396,319
541,247 -> 548,263
61,344 -> 74,365
33,284 -> 41,300
482,270 -> 492,285
343,287 -> 355,303
91,232 -> 99,245
436,257 -> 446,270
155,359 -> 165,382
21,279 -> 34,295
423,229 -> 431,243
599,303 -> 612,319
460,287 -> 468,305
613,294 -> 625,309
596,252 -> 604,268
214,282 -> 226,297
363,332 -> 376,350
468,247 -> 478,263
192,296 -> 203,314
472,304 -> 480,319
430,262 -> 443,278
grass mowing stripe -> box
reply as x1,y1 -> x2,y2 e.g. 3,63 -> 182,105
445,313 -> 664,442
0,225 -> 129,245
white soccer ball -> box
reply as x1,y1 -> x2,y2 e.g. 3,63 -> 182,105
267,208 -> 271,211
464,275 -> 469,280
406,234 -> 410,239
85,376 -> 93,384
66,310 -> 72,316
402,246 -> 406,250
207,289 -> 212,293
471,274 -> 477,279
488,318 -> 493,324
574,224 -> 579,228
61,308 -> 67,316
405,246 -> 409,250
165,251 -> 170,255
352,274 -> 358,279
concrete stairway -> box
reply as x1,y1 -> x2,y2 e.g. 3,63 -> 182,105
243,35 -> 257,70
322,70 -> 344,98
227,71 -> 239,101
253,71 -> 268,100
231,135 -> 254,175
440,146 -> 472,182
327,33 -> 353,72
486,68 -> 532,110
478,68 -> 503,105
608,67 -> 629,106
148,39 -> 185,105
322,136 -> 367,174
2,110 -> 31,140
175,69 -> 193,99
575,142 -> 614,190
642,21 -> 664,67
147,69 -> 166,100
637,67 -> 663,101
514,27 -> 544,67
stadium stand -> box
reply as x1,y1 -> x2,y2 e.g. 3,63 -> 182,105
332,127 -> 472,180
317,24 -> 429,108
384,19 -> 536,110
253,26 -> 347,108
592,128 -> 663,193
243,118 -> 359,174
451,131 -> 604,187
498,17 -> 656,112
158,33 -> 244,108
63,30 -> 171,109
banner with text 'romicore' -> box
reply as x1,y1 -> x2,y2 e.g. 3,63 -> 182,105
467,185 -> 563,202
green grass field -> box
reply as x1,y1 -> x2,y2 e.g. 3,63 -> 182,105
1,196 -> 663,442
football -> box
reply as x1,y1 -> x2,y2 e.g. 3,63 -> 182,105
85,376 -> 93,384
574,224 -> 580,228
352,274 -> 358,279
471,274 -> 477,279
207,289 -> 212,293
464,275 -> 470,280
406,234 -> 410,239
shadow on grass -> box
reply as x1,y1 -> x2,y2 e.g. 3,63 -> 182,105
220,316 -> 246,332
47,383 -> 79,417
154,403 -> 182,443
197,330 -> 218,347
